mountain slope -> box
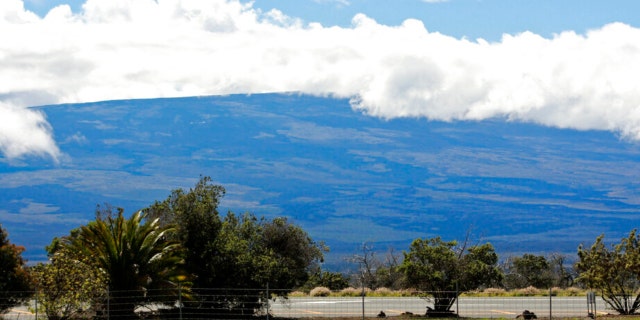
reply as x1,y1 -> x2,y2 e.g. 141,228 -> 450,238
1,93 -> 639,266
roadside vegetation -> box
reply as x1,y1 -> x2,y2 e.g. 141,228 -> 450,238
291,286 -> 588,298
1,176 -> 640,318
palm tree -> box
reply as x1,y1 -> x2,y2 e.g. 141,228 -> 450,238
64,209 -> 188,319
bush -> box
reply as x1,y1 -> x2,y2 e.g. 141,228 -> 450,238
336,287 -> 374,296
483,288 -> 507,296
374,287 -> 393,296
398,288 -> 419,297
309,287 -> 331,297
558,286 -> 584,296
289,291 -> 306,297
515,286 -> 541,296
338,287 -> 361,297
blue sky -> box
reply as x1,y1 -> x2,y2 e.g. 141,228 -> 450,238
23,0 -> 640,40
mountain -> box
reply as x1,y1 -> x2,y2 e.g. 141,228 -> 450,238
1,93 -> 639,268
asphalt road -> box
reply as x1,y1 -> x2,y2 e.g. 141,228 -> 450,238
269,296 -> 609,318
6,296 -> 609,319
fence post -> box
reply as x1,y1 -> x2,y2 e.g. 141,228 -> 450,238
106,285 -> 109,320
456,282 -> 459,318
266,283 -> 270,320
549,287 -> 552,319
178,282 -> 183,320
35,288 -> 38,320
361,270 -> 365,320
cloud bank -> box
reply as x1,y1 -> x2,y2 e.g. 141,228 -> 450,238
2,0 -> 640,160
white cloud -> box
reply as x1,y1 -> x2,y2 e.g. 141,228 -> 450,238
314,0 -> 350,6
0,102 -> 61,160
2,0 -> 640,160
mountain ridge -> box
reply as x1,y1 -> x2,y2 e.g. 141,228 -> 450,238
1,93 -> 638,268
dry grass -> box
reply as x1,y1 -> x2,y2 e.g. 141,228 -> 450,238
297,316 -> 640,320
301,286 -> 588,298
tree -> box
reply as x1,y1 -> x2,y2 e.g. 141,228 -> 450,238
207,213 -> 326,317
62,208 -> 187,319
0,225 -> 32,314
400,237 -> 502,315
259,216 -> 326,290
146,176 -> 224,286
348,242 -> 380,289
548,253 -> 574,288
576,230 -> 640,315
146,176 -> 326,318
503,254 -> 554,289
31,244 -> 107,320
348,243 -> 404,290
146,177 -> 226,317
303,270 -> 350,291
375,247 -> 404,290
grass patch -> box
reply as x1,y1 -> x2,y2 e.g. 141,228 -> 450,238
298,286 -> 588,298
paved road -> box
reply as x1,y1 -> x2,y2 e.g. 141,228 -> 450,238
269,296 -> 609,318
6,296 -> 609,319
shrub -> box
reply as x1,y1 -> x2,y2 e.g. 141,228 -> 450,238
559,287 -> 584,296
289,291 -> 307,297
309,287 -> 331,297
374,287 -> 393,296
338,287 -> 362,297
398,288 -> 419,297
516,286 -> 541,296
483,288 -> 507,296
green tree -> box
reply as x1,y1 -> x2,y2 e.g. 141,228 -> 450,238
400,237 -> 502,315
0,225 -> 32,314
146,177 -> 225,317
146,176 -> 224,286
375,247 -> 405,290
147,176 -> 326,318
503,254 -> 554,289
259,216 -> 326,290
31,245 -> 107,320
62,208 -> 187,319
303,270 -> 350,291
576,230 -> 640,314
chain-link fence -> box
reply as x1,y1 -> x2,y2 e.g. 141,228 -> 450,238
2,288 -> 608,319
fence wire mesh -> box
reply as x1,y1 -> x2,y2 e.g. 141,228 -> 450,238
2,288 -> 607,319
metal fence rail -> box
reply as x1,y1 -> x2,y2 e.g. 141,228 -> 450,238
2,289 -> 607,319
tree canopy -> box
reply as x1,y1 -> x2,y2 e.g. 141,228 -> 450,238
146,176 -> 326,318
0,225 -> 32,314
503,254 -> 553,289
31,245 -> 107,320
61,208 -> 187,319
400,236 -> 502,314
577,230 -> 640,315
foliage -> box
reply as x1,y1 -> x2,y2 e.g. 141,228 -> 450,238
576,230 -> 640,315
304,270 -> 350,291
374,247 -> 405,290
61,208 -> 188,319
309,287 -> 331,297
146,176 -> 224,289
0,225 -> 32,314
399,236 -> 503,314
348,243 -> 404,290
31,246 -> 107,320
349,242 -> 379,289
547,253 -> 575,288
146,176 -> 327,318
503,254 -> 554,289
